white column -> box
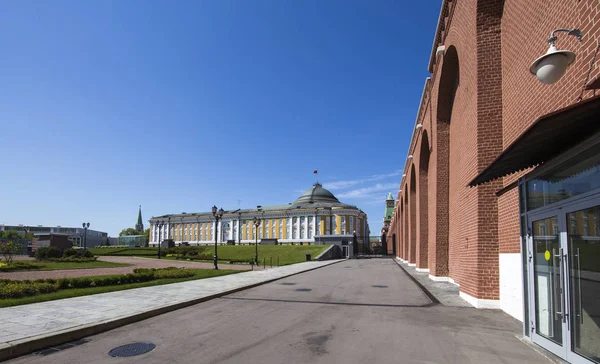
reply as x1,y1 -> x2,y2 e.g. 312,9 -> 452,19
303,216 -> 308,239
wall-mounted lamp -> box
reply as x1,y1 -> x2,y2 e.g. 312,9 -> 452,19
402,173 -> 406,177
530,28 -> 583,84
436,45 -> 445,57
416,124 -> 423,130
399,189 -> 402,193
407,155 -> 413,159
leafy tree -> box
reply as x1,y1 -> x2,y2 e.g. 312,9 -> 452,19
0,230 -> 24,264
119,228 -> 140,237
143,228 -> 150,241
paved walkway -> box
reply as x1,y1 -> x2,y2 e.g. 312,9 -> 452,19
5,259 -> 549,364
0,260 -> 341,361
0,256 -> 257,281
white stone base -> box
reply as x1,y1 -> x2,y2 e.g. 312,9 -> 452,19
459,291 -> 502,309
415,268 -> 430,273
428,275 -> 450,282
500,252 -> 524,321
408,263 -> 416,267
448,277 -> 459,287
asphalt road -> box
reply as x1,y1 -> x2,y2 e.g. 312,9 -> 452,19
7,259 -> 548,364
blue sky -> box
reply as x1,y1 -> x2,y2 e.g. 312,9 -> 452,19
0,0 -> 439,236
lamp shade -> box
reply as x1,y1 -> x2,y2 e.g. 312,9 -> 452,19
530,45 -> 576,84
212,205 -> 217,215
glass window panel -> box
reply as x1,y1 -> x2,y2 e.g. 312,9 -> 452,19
567,205 -> 600,363
526,145 -> 600,210
532,216 -> 562,345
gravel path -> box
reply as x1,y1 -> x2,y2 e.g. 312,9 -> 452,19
0,256 -> 257,281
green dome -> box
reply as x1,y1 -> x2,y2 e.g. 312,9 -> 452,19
294,183 -> 340,204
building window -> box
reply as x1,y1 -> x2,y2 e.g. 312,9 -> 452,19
223,222 -> 230,242
233,221 -> 237,241
332,216 -> 337,235
259,221 -> 263,239
272,220 -> 276,239
308,217 -> 314,239
292,217 -> 298,239
300,217 -> 306,239
326,217 -> 331,235
247,221 -> 251,240
287,218 -> 291,239
340,216 -> 346,235
350,216 -> 354,234
583,213 -> 589,236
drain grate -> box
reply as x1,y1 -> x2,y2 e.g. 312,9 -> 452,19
296,288 -> 312,292
281,283 -> 297,286
372,285 -> 388,288
108,342 -> 156,357
35,339 -> 89,356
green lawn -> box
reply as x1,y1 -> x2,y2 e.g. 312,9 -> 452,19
0,260 -> 130,272
0,269 -> 239,308
215,245 -> 329,265
91,245 -> 329,266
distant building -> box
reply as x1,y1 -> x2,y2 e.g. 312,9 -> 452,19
135,205 -> 144,231
381,192 -> 394,255
0,224 -> 108,248
149,183 -> 370,258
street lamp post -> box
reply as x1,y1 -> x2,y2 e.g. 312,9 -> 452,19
212,205 -> 224,270
253,217 -> 261,265
156,220 -> 165,259
82,222 -> 90,249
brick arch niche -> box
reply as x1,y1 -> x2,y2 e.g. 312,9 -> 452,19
417,131 -> 430,269
433,45 -> 459,277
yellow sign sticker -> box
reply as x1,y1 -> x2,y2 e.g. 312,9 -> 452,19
545,250 -> 551,261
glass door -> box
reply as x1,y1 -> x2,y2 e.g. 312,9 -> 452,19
529,213 -> 567,358
528,200 -> 600,364
564,203 -> 600,364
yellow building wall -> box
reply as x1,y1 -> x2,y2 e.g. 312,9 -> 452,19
320,218 -> 325,235
207,222 -> 212,241
335,215 -> 341,235
282,218 -> 287,239
242,221 -> 247,240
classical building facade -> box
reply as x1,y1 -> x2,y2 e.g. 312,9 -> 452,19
387,1 -> 599,363
149,183 -> 369,257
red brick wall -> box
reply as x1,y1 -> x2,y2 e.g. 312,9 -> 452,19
387,0 -> 599,301
500,0 -> 600,255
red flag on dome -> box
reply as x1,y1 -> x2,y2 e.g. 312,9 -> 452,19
313,169 -> 318,174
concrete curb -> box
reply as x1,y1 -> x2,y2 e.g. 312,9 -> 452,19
0,260 -> 343,362
392,258 -> 439,305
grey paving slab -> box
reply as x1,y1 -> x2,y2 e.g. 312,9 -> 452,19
0,260 -> 341,356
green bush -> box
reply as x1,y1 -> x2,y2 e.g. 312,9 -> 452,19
47,257 -> 98,263
0,261 -> 41,272
153,268 -> 195,279
0,282 -> 59,299
63,248 -> 78,257
35,246 -> 62,260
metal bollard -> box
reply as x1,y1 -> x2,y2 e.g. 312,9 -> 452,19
263,257 -> 266,269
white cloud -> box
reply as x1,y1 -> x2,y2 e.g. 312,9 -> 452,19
337,183 -> 398,199
323,170 -> 402,190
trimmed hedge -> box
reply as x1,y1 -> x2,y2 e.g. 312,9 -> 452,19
0,282 -> 59,299
0,267 -> 196,299
46,257 -> 98,263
